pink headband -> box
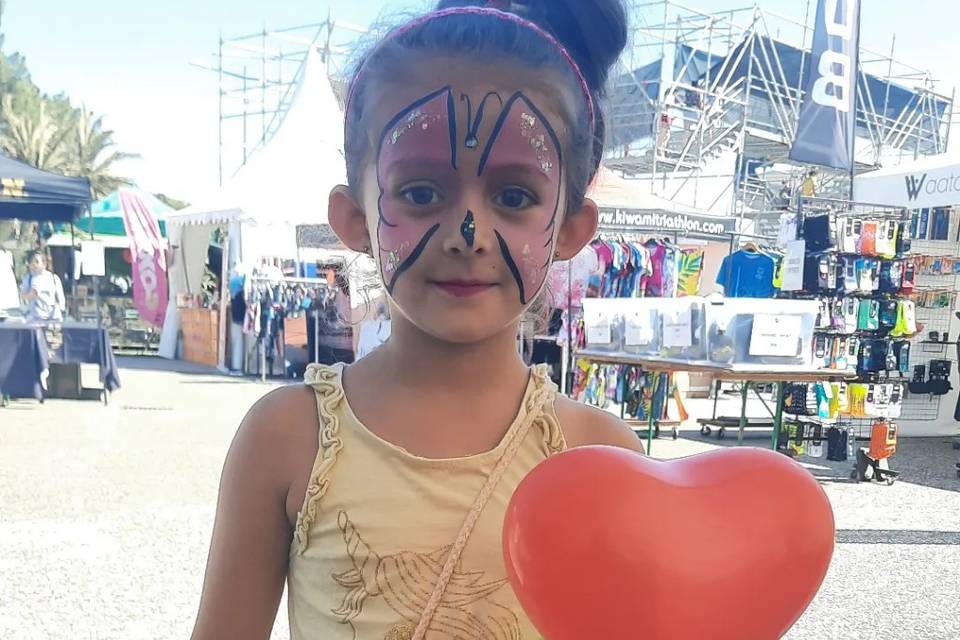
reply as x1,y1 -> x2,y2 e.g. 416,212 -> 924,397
344,6 -> 596,133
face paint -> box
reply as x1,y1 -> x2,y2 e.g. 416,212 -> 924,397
478,92 -> 563,304
375,86 -> 563,309
376,87 -> 457,293
460,210 -> 477,247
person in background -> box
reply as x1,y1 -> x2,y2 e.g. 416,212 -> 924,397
801,168 -> 818,198
20,250 -> 65,322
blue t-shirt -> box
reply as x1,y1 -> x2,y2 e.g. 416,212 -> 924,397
716,250 -> 776,298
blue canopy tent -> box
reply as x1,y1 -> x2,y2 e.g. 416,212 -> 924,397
0,152 -> 92,222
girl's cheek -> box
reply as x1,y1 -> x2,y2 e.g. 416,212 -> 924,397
478,98 -> 562,303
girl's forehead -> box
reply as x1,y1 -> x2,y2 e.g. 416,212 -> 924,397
365,59 -> 574,146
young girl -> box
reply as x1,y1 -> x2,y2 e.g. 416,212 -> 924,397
192,2 -> 642,638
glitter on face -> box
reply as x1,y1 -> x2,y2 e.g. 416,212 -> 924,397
519,112 -> 554,174
384,242 -> 410,273
391,110 -> 426,145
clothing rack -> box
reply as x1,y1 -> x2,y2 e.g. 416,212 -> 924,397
246,275 -> 335,381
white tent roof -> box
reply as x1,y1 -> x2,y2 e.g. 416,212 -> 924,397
588,167 -> 704,213
167,49 -> 345,228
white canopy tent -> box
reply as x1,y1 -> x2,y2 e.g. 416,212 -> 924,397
159,49 -> 347,362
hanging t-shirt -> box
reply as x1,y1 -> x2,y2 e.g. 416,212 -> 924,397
839,218 -> 862,253
0,250 -> 19,311
672,248 -> 701,297
875,220 -> 898,258
587,240 -> 612,298
859,221 -> 878,255
661,245 -> 680,298
879,261 -> 903,293
802,214 -> 835,251
716,250 -> 776,298
856,258 -> 879,292
643,241 -> 667,297
842,298 -> 860,334
778,213 -> 799,247
840,256 -> 859,293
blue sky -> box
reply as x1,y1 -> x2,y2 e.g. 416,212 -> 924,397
3,0 -> 957,202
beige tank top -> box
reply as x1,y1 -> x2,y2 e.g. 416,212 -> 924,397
288,363 -> 566,640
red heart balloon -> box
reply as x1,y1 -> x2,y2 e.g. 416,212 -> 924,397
503,446 -> 835,640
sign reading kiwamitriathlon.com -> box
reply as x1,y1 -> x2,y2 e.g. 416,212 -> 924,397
598,208 -> 736,240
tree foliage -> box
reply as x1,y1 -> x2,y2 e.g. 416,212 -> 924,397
0,14 -> 139,199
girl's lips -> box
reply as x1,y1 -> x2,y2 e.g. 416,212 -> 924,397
431,280 -> 497,298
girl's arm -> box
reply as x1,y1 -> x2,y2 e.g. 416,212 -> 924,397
191,390 -> 303,640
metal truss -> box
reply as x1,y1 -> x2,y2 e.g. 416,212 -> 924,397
607,0 -> 955,217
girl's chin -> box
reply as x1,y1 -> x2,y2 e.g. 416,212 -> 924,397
407,314 -> 521,346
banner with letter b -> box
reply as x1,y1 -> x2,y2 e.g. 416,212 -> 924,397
789,0 -> 861,170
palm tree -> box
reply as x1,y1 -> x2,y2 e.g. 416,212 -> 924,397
0,94 -> 71,171
69,107 -> 139,198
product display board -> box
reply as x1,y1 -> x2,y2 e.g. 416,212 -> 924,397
772,198 -> 917,483
899,208 -> 960,423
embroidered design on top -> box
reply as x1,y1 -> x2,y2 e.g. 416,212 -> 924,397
332,511 -> 521,640
519,112 -> 553,174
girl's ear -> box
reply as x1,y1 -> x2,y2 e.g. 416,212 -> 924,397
328,185 -> 371,253
555,196 -> 598,260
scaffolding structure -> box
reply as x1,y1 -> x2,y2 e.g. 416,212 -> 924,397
607,0 -> 956,223
198,2 -> 955,232
191,15 -> 367,186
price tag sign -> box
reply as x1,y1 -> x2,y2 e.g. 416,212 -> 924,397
662,308 -> 692,348
780,240 -> 805,291
749,314 -> 802,357
586,316 -> 612,345
625,311 -> 655,346
583,300 -> 613,345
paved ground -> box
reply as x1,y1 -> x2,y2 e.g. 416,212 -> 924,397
1,358 -> 958,639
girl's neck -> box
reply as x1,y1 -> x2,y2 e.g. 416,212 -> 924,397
374,315 -> 528,392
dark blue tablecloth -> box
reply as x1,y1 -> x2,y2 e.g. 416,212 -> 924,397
0,321 -> 121,400
54,322 -> 122,392
0,324 -> 48,400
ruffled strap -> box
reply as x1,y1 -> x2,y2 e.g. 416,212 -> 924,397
527,364 -> 566,455
293,363 -> 346,554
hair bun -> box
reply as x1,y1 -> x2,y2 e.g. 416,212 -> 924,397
435,0 -> 628,95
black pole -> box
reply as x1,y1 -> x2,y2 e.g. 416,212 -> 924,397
848,0 -> 863,201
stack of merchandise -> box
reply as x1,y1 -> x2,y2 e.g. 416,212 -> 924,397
775,204 -> 917,461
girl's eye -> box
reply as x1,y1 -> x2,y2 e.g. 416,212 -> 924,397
401,185 -> 441,206
494,187 -> 537,210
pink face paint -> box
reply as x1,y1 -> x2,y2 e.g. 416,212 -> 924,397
478,93 -> 563,304
376,87 -> 457,292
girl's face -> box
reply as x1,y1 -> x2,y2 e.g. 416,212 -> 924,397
334,60 -> 596,344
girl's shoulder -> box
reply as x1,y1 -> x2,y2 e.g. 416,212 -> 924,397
553,393 -> 645,453
235,381 -> 324,525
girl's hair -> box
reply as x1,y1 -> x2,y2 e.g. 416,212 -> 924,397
344,0 -> 628,213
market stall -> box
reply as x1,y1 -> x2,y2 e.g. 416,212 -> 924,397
46,188 -> 172,352
159,48 -> 346,370
0,151 -> 120,404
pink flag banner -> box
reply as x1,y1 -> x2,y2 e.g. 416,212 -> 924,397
119,190 -> 168,327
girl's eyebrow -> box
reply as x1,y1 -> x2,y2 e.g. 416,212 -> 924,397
481,162 -> 553,185
381,157 -> 456,178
